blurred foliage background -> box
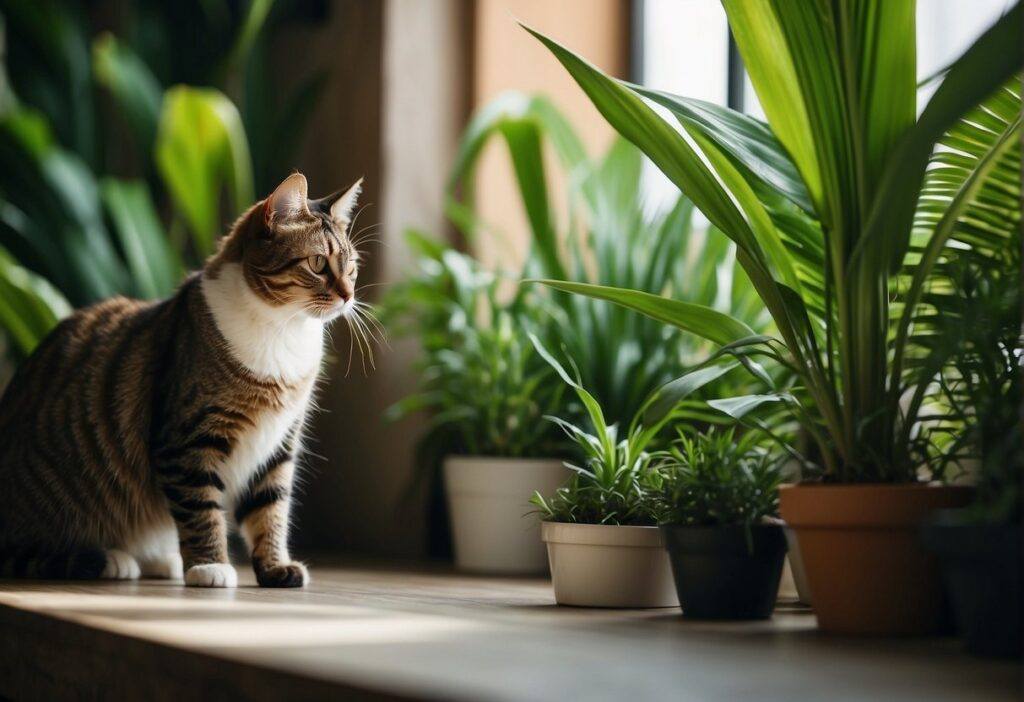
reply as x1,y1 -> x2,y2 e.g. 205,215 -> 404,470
0,0 -> 327,372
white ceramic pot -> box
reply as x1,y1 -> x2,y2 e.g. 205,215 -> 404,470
443,456 -> 568,574
541,522 -> 679,608
783,525 -> 813,605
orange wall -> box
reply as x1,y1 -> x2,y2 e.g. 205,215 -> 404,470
471,0 -> 630,268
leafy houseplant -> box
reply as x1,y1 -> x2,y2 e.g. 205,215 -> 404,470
389,94 -> 768,571
384,233 -> 569,573
530,336 -> 736,608
446,93 -> 768,427
651,429 -> 787,620
523,2 -> 1020,633
921,253 -> 1022,658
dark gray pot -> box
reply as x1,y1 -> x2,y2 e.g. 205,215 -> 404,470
921,510 -> 1022,659
661,524 -> 787,620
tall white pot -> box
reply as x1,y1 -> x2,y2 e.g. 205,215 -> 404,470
542,522 -> 679,608
443,456 -> 568,574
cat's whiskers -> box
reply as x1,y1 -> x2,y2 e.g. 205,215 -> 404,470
353,302 -> 388,346
347,202 -> 373,244
351,314 -> 374,373
350,221 -> 379,244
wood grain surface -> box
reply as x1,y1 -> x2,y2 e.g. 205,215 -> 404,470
0,560 -> 1018,701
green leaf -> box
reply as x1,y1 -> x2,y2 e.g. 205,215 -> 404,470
155,86 -> 254,256
521,24 -> 754,248
446,92 -> 584,279
856,3 -> 1024,273
643,362 -> 739,427
708,393 -> 792,420
100,179 -> 184,299
529,332 -> 613,462
630,86 -> 813,214
532,279 -> 756,347
720,0 -> 823,212
0,242 -> 71,355
92,33 -> 163,154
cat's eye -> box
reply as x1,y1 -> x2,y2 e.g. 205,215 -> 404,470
307,255 -> 327,274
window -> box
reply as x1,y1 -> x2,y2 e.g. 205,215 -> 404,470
636,0 -> 1014,215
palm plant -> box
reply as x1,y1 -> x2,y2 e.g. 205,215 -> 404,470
446,92 -> 768,426
523,2 -> 1022,483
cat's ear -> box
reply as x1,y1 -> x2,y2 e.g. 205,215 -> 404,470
329,177 -> 363,225
265,172 -> 309,225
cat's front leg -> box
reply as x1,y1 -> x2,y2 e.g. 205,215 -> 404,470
153,435 -> 236,588
236,450 -> 307,588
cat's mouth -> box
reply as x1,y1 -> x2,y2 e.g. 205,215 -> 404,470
309,298 -> 353,322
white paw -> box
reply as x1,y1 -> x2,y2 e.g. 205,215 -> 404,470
185,563 -> 237,588
140,552 -> 184,580
100,550 -> 141,580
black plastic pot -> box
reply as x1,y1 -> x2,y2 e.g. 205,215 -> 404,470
661,524 -> 787,620
921,510 -> 1022,659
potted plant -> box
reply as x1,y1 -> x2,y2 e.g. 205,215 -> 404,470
387,96 -> 770,574
384,235 -> 569,573
529,336 -> 736,608
445,93 -> 770,430
921,255 -> 1022,658
522,3 -> 1021,634
651,428 -> 787,620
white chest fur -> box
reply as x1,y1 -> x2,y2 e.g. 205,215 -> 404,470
201,263 -> 322,497
218,391 -> 310,499
201,262 -> 325,383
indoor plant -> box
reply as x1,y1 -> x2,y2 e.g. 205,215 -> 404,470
921,252 -> 1022,658
651,428 -> 787,620
522,3 -> 1020,633
446,93 -> 768,427
389,97 -> 767,571
384,233 -> 568,573
529,336 -> 734,608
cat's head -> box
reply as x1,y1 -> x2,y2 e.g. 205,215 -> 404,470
226,172 -> 364,321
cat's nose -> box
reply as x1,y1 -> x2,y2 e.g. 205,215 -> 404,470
336,280 -> 354,302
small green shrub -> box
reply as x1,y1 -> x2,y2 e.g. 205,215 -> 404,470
529,335 -> 728,526
650,428 -> 782,529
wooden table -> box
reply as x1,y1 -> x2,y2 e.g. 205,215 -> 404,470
0,561 -> 1018,701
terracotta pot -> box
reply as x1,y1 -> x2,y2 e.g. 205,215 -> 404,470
444,456 -> 569,574
780,483 -> 972,635
542,522 -> 678,608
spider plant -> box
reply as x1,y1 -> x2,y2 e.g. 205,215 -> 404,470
529,334 -> 736,525
446,92 -> 768,426
523,2 -> 1022,483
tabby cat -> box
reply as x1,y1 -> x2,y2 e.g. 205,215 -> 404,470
0,173 -> 362,587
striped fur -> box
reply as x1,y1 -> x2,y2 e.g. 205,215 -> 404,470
0,173 -> 362,587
